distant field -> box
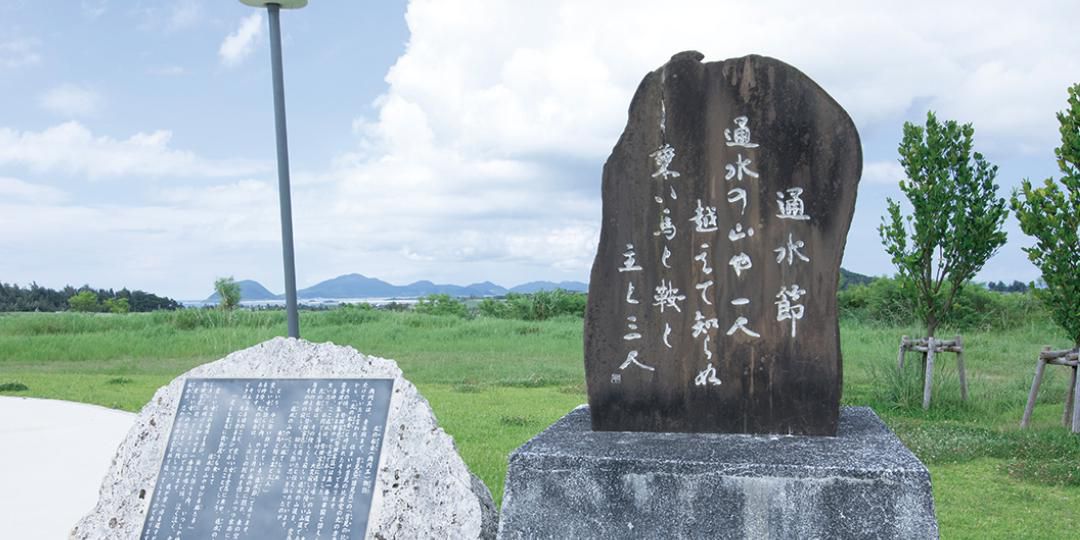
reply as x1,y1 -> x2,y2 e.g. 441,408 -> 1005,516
1,309 -> 1078,539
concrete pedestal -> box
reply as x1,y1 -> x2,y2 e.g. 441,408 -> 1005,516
498,406 -> 938,539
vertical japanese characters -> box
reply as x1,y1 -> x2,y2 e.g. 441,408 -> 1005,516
611,109 -> 812,390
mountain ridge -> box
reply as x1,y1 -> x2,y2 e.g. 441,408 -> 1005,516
203,269 -> 879,301
202,274 -> 586,301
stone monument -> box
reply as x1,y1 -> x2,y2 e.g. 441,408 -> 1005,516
72,338 -> 497,539
584,50 -> 859,436
499,52 -> 939,539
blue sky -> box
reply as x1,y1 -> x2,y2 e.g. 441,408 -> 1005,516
1,1 -> 1077,299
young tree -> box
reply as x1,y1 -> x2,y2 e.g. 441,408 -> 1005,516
104,297 -> 131,314
68,290 -> 100,312
214,277 -> 242,311
1010,83 -> 1080,347
879,112 -> 1009,337
413,294 -> 469,318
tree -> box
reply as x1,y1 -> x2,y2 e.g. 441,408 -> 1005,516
879,111 -> 1009,337
214,277 -> 241,311
104,297 -> 130,314
1010,83 -> 1080,346
68,290 -> 100,312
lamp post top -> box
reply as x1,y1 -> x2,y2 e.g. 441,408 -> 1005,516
239,0 -> 308,9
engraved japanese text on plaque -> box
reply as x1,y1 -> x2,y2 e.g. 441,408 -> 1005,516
141,378 -> 393,539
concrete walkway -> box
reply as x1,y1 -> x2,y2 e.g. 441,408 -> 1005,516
0,396 -> 134,539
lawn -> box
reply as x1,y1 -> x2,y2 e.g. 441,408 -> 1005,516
1,309 -> 1078,539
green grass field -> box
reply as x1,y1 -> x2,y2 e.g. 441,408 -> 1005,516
1,309 -> 1078,539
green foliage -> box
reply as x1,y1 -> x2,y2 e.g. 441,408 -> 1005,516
839,277 -> 1049,332
879,111 -> 1009,336
214,277 -> 241,311
0,282 -> 179,312
413,294 -> 469,317
1010,83 -> 1080,346
68,290 -> 100,312
0,381 -> 29,392
104,297 -> 130,314
477,290 -> 587,320
838,277 -> 915,326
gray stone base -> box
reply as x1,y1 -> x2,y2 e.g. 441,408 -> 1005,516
498,406 -> 937,539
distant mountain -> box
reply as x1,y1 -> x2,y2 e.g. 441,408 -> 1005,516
509,281 -> 589,294
297,274 -> 399,299
465,281 -> 509,296
204,269 -> 876,301
204,280 -> 279,303
204,274 -> 583,301
297,274 -> 512,299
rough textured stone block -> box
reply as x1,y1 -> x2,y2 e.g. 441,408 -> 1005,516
72,338 -> 497,540
498,406 -> 937,539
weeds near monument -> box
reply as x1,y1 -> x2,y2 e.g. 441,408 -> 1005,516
880,112 -> 1009,409
477,290 -> 586,320
1012,83 -> 1080,432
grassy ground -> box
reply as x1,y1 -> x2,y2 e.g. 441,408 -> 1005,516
1,309 -> 1078,539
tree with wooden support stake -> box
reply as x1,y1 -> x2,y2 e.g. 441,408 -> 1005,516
1012,82 -> 1080,433
880,112 -> 1009,410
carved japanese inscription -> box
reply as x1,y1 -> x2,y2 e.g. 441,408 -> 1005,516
585,52 -> 862,435
141,378 -> 393,539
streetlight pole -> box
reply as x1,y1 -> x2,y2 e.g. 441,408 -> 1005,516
240,0 -> 307,338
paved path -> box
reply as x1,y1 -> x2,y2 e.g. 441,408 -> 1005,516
0,396 -> 134,539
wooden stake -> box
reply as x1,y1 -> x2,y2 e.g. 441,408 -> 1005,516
1064,364 -> 1077,428
1020,346 -> 1050,428
956,335 -> 968,402
922,337 -> 936,410
897,335 -> 908,370
1072,361 -> 1080,434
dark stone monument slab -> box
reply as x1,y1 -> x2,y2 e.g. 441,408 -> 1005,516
140,378 -> 393,539
497,406 -> 938,539
585,51 -> 862,435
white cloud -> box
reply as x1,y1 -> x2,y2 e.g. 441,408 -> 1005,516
39,84 -> 102,117
0,39 -> 40,69
322,0 -> 1079,286
862,161 -> 905,185
0,122 -> 268,179
0,177 -> 68,204
369,0 -> 1079,161
219,13 -> 263,67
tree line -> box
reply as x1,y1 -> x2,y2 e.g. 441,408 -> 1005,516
0,282 -> 180,312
